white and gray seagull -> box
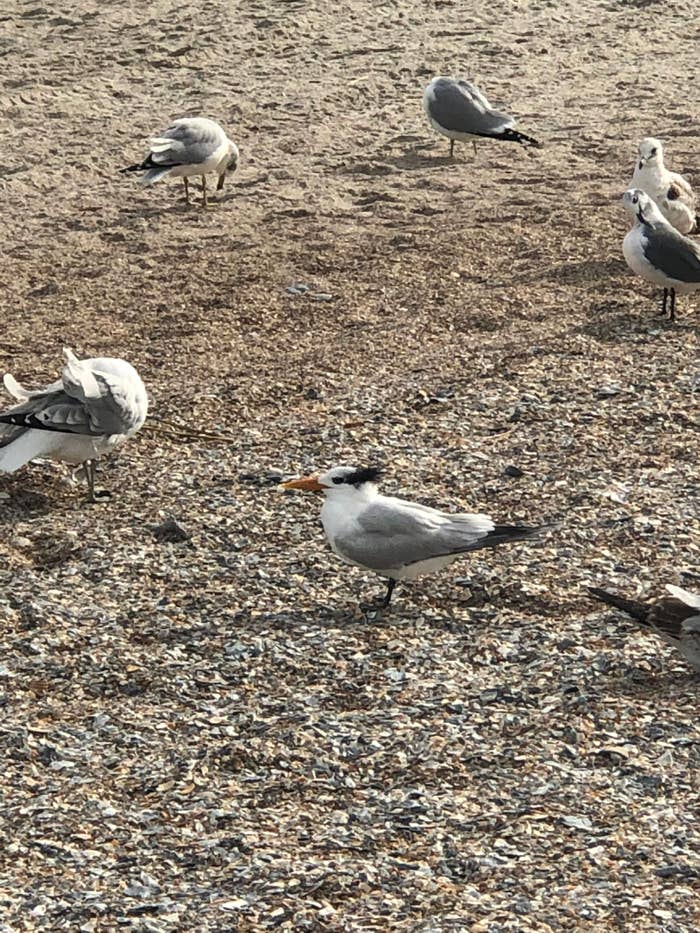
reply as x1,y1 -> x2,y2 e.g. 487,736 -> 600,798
283,465 -> 547,607
589,584 -> 700,673
622,188 -> 700,320
120,117 -> 239,207
423,77 -> 541,158
0,349 -> 148,501
631,137 -> 698,234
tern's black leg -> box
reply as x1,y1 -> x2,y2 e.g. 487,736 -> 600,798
670,288 -> 676,321
183,177 -> 190,205
449,139 -> 454,158
382,579 -> 397,607
472,140 -> 478,156
661,288 -> 668,317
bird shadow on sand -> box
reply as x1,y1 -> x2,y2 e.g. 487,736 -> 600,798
574,303 -> 690,342
0,480 -> 54,522
255,581 -> 553,634
602,663 -> 698,697
519,257 -> 627,288
380,148 -> 457,172
116,199 -> 219,222
338,143 -> 450,176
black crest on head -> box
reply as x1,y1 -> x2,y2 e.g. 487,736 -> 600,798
343,466 -> 382,487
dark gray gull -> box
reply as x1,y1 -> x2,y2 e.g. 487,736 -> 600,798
589,584 -> 700,673
283,465 -> 548,609
0,349 -> 148,501
121,117 -> 239,207
423,77 -> 541,157
622,188 -> 700,320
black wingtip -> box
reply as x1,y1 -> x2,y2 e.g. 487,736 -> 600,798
587,586 -> 649,623
501,128 -> 542,148
478,522 -> 551,549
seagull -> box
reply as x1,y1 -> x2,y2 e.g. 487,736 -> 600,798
0,349 -> 148,501
283,465 -> 548,607
588,584 -> 700,673
120,117 -> 239,207
622,188 -> 700,320
423,77 -> 541,158
632,137 -> 698,235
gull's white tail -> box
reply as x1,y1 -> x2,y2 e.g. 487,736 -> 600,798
0,430 -> 53,473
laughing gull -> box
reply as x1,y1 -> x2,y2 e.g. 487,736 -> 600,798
423,77 -> 541,158
632,138 -> 698,234
283,465 -> 547,607
622,188 -> 700,320
589,584 -> 700,672
121,117 -> 239,207
0,349 -> 148,500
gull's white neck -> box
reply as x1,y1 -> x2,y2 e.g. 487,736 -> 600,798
639,203 -> 667,228
634,158 -> 666,185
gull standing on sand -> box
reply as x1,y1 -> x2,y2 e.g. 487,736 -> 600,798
622,188 -> 700,320
0,349 -> 148,501
589,584 -> 700,672
423,77 -> 541,158
120,117 -> 239,207
283,465 -> 547,607
632,137 -> 698,234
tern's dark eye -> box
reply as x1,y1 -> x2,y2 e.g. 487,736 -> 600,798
651,148 -> 657,155
332,477 -> 344,485
632,196 -> 638,204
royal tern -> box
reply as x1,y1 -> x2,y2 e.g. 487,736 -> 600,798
0,349 -> 148,500
423,77 -> 541,158
283,465 -> 547,607
120,117 -> 239,207
589,584 -> 700,672
632,138 -> 698,235
622,188 -> 700,320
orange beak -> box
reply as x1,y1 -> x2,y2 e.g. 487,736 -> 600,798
282,474 -> 325,492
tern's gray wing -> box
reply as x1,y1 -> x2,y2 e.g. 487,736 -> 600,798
149,118 -> 224,167
334,499 -> 497,572
427,79 -> 514,135
643,226 -> 700,282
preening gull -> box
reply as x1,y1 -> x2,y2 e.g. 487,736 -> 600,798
423,77 -> 541,157
589,584 -> 700,673
0,349 -> 148,500
121,117 -> 239,207
632,137 -> 698,234
283,465 -> 547,608
622,188 -> 700,320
